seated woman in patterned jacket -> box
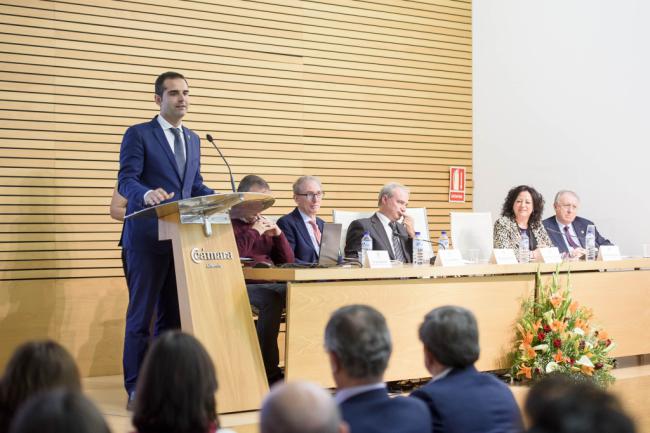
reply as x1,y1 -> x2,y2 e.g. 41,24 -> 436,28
493,185 -> 552,261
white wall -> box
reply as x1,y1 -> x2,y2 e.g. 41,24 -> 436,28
474,0 -> 650,256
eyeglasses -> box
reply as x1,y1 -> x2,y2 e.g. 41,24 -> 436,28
560,204 -> 578,210
296,192 -> 324,200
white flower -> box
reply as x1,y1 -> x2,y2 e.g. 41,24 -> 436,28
545,361 -> 559,373
575,355 -> 594,367
533,344 -> 549,352
572,327 -> 585,336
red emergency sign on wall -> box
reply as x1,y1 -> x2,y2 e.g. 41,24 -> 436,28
449,166 -> 466,203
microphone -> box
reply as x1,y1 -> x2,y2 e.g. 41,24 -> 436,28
206,134 -> 236,193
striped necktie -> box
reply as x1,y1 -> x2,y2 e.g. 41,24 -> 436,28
170,127 -> 186,179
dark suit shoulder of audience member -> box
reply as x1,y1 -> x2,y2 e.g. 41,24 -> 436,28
340,388 -> 430,433
411,365 -> 521,433
410,306 -> 522,433
325,304 -> 431,433
0,340 -> 81,433
8,389 -> 110,433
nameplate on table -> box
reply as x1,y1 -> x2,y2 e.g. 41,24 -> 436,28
490,249 -> 519,265
434,249 -> 465,267
598,245 -> 622,261
366,250 -> 393,268
539,247 -> 562,264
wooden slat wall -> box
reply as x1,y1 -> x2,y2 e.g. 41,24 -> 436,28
0,0 -> 471,375
0,0 -> 472,282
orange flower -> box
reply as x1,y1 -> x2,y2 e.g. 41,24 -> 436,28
581,365 -> 594,376
526,345 -> 537,359
569,300 -> 579,314
551,320 -> 568,333
550,293 -> 564,309
554,350 -> 564,363
533,319 -> 542,331
574,318 -> 589,333
597,330 -> 609,341
517,365 -> 533,379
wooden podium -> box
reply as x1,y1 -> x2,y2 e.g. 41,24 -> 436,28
128,193 -> 273,413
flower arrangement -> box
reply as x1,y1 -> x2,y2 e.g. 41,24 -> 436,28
509,270 -> 616,388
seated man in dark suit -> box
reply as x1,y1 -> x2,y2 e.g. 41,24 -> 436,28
277,176 -> 325,264
542,190 -> 613,259
344,183 -> 415,263
325,304 -> 431,433
410,306 -> 523,433
233,174 -> 295,384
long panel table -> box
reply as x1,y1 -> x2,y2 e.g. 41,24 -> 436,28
244,259 -> 650,388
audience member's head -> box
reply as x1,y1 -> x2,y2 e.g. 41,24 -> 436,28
324,305 -> 391,387
292,176 -> 323,218
525,375 -> 636,433
0,340 -> 81,431
419,306 -> 480,374
553,190 -> 581,225
377,183 -> 409,222
238,174 -> 270,193
260,381 -> 348,433
133,331 -> 218,433
8,389 -> 110,433
500,185 -> 545,224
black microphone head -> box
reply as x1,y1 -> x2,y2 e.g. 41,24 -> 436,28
206,134 -> 214,142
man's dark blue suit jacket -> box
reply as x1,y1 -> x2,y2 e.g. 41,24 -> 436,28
276,207 -> 325,264
542,215 -> 612,255
118,116 -> 213,252
410,366 -> 523,433
340,387 -> 431,433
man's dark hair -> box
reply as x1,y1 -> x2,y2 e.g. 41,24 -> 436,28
155,71 -> 188,97
324,304 -> 391,379
526,376 -> 636,433
238,174 -> 270,193
0,340 -> 81,432
500,184 -> 545,224
9,390 -> 110,433
133,331 -> 218,433
418,305 -> 480,368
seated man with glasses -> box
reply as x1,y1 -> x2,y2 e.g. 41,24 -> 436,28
542,190 -> 613,258
277,176 -> 326,264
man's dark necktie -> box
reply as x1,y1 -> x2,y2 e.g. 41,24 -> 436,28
563,225 -> 580,248
389,221 -> 407,262
170,127 -> 186,179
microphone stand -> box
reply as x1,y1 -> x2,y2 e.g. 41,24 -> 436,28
205,134 -> 236,193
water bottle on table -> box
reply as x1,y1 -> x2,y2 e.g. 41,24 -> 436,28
585,224 -> 597,261
361,231 -> 373,266
413,232 -> 425,266
437,230 -> 450,253
519,232 -> 530,263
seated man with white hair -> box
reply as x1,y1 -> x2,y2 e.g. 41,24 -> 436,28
344,182 -> 415,263
260,381 -> 348,433
542,190 -> 613,259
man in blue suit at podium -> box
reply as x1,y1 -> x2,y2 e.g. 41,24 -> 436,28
118,71 -> 213,407
277,176 -> 326,264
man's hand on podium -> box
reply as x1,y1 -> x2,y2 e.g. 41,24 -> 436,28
144,188 -> 175,206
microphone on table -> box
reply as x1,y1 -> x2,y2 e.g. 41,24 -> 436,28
205,134 -> 236,193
